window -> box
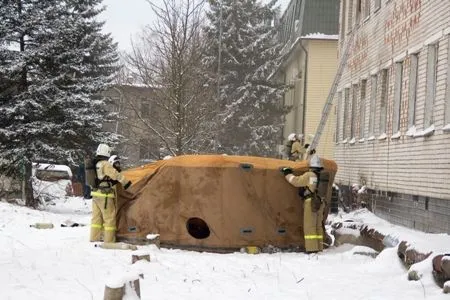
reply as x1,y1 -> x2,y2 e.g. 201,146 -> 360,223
360,79 -> 367,137
364,0 -> 370,18
351,84 -> 358,138
355,0 -> 362,25
141,98 -> 150,117
336,92 -> 342,142
340,0 -> 347,41
139,139 -> 150,160
445,37 -> 450,125
392,62 -> 403,133
424,43 -> 438,128
368,75 -> 378,136
347,0 -> 354,32
343,88 -> 350,139
379,69 -> 389,134
408,54 -> 419,128
110,96 -> 122,113
375,0 -> 381,11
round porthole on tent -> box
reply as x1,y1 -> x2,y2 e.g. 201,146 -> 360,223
186,217 -> 210,239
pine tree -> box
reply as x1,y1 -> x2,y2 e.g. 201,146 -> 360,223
0,0 -> 119,207
204,0 -> 287,156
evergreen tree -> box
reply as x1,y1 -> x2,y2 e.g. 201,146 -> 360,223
0,0 -> 119,207
204,0 -> 287,156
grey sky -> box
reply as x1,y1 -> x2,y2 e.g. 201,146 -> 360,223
101,0 -> 161,52
101,0 -> 290,52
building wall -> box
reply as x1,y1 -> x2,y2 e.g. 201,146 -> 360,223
283,50 -> 305,141
335,0 -> 450,233
102,85 -> 161,167
305,39 -> 338,159
281,39 -> 338,160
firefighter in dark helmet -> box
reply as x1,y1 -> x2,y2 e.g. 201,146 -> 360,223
282,154 -> 324,253
90,144 -> 132,243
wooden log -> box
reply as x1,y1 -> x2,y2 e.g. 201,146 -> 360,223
442,257 -> 450,279
146,234 -> 160,248
407,270 -> 420,281
444,281 -> 450,294
103,284 -> 124,300
432,254 -> 450,288
397,241 -> 431,267
96,242 -> 138,250
104,277 -> 141,300
132,254 -> 151,264
126,278 -> 141,298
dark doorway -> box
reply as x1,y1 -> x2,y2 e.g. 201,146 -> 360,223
186,217 -> 210,239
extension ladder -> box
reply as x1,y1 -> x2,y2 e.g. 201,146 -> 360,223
308,31 -> 356,153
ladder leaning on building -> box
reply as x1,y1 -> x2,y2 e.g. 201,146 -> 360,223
308,31 -> 355,155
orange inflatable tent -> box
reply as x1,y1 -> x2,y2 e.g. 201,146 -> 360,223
116,155 -> 337,252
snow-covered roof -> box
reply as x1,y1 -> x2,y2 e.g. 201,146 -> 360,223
301,33 -> 339,40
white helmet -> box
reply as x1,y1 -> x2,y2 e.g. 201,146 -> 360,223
108,155 -> 119,164
309,154 -> 322,169
288,133 -> 297,141
96,143 -> 111,157
297,133 -> 304,140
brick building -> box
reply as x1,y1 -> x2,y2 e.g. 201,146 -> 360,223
335,0 -> 450,233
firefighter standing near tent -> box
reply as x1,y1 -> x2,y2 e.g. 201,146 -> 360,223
89,144 -> 132,243
282,154 -> 324,253
286,133 -> 305,161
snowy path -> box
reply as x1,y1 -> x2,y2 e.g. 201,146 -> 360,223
0,198 -> 448,300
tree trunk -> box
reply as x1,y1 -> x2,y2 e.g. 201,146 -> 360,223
132,254 -> 151,264
104,278 -> 141,300
103,285 -> 124,300
23,160 -> 37,208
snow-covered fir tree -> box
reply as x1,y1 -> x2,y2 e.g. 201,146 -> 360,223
0,0 -> 119,207
204,0 -> 287,156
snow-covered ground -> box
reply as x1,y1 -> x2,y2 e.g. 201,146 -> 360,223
0,197 -> 449,300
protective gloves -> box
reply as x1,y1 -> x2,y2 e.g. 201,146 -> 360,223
123,181 -> 132,190
281,167 -> 293,176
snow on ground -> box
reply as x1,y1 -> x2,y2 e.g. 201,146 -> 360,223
0,198 -> 449,300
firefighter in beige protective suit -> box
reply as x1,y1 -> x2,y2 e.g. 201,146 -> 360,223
287,133 -> 306,161
282,154 -> 324,253
90,144 -> 132,243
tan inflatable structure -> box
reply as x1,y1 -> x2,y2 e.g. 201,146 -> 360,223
116,155 -> 337,252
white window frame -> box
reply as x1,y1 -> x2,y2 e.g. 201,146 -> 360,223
379,69 -> 389,134
360,79 -> 367,138
355,0 -> 362,25
374,0 -> 381,11
368,75 -> 378,137
347,0 -> 354,33
364,0 -> 371,19
408,53 -> 419,129
392,62 -> 403,134
445,36 -> 450,130
340,0 -> 347,42
351,84 -> 358,138
336,92 -> 342,142
424,43 -> 438,128
343,87 -> 350,139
